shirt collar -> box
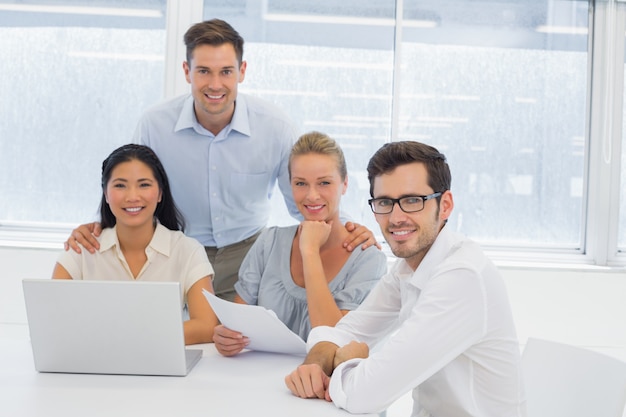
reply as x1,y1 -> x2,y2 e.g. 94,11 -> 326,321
98,227 -> 118,252
98,223 -> 172,257
229,93 -> 251,137
174,93 -> 251,138
148,223 -> 172,256
174,95 -> 199,133
406,225 -> 454,289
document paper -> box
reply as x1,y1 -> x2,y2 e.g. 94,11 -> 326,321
203,290 -> 306,355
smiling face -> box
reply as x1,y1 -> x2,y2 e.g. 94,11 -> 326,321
105,159 -> 162,231
372,162 -> 453,270
290,153 -> 347,222
183,43 -> 246,134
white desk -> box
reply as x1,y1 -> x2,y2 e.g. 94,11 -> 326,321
0,328 -> 377,417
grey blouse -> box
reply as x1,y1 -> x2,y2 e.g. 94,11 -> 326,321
234,225 -> 388,340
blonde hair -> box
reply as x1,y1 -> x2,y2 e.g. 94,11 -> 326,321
288,131 -> 347,180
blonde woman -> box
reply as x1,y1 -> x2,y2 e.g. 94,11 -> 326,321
213,132 -> 387,355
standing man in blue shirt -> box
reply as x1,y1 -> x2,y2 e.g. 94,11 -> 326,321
65,19 -> 376,301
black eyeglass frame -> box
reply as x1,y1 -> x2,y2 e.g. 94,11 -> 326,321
368,192 -> 443,214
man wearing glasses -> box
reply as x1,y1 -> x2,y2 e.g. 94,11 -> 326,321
285,141 -> 525,417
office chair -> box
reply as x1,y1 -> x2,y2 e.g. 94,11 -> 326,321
521,337 -> 626,417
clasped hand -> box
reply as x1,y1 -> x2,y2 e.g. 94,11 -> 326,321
284,341 -> 369,401
284,363 -> 332,401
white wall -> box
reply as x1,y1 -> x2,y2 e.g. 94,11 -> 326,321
2,246 -> 625,362
1,247 -> 60,325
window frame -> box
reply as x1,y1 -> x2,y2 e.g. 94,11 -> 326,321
587,0 -> 626,266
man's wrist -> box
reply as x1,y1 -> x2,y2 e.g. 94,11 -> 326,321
304,341 -> 338,376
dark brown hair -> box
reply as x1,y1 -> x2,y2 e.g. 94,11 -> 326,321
99,144 -> 185,231
367,141 -> 451,197
183,19 -> 244,65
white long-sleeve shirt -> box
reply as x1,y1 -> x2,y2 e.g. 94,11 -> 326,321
307,226 -> 526,417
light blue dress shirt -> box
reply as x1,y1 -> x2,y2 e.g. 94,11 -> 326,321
133,93 -> 301,247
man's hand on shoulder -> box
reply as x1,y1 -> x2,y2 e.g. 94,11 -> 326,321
64,222 -> 102,254
343,221 -> 382,252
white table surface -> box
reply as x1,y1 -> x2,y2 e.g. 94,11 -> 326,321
0,326 -> 377,417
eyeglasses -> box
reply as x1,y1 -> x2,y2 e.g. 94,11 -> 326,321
368,192 -> 443,214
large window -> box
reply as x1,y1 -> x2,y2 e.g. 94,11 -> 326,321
0,0 -> 166,236
203,0 -> 592,252
3,0 -> 626,267
202,1 -> 396,233
396,0 -> 589,248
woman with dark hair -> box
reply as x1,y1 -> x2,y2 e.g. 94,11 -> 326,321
53,144 -> 218,345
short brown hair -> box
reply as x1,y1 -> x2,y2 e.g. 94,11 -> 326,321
367,141 -> 451,197
183,19 -> 244,65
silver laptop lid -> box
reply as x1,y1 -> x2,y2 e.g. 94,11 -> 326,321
22,279 -> 201,376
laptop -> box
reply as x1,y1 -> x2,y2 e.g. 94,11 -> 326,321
22,279 -> 202,376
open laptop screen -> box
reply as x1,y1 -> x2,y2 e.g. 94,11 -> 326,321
22,279 -> 201,376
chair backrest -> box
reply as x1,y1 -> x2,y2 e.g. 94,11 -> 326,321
521,337 -> 626,417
